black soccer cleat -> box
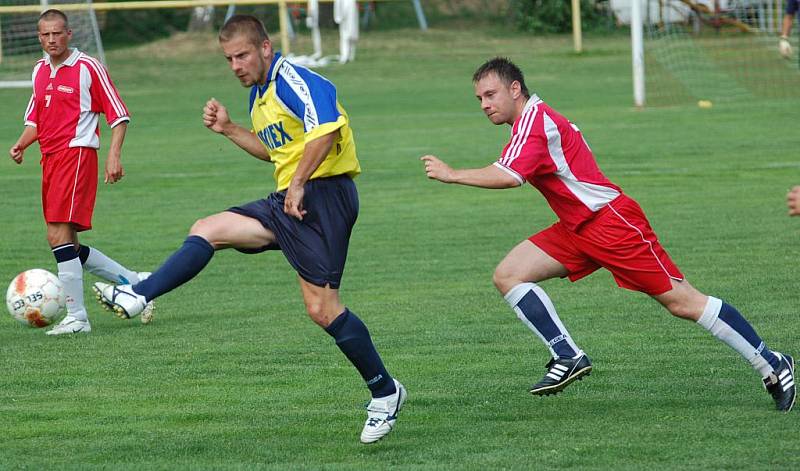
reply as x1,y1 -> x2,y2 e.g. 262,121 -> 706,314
530,353 -> 592,396
763,353 -> 795,413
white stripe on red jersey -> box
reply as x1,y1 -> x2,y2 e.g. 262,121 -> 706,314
23,48 -> 129,154
496,95 -> 621,231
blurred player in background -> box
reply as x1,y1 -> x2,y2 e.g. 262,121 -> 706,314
94,15 -> 405,443
779,0 -> 797,59
421,57 -> 795,412
8,9 -> 151,335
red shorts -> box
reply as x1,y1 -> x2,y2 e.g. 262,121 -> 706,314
41,147 -> 98,232
530,194 -> 683,295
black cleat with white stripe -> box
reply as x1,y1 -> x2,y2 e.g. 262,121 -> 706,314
530,353 -> 592,396
763,353 -> 795,412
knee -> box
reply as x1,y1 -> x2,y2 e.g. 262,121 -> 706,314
189,218 -> 223,248
46,233 -> 63,248
664,300 -> 693,320
304,301 -> 329,327
46,229 -> 72,248
492,265 -> 518,295
189,217 -> 211,237
663,297 -> 705,321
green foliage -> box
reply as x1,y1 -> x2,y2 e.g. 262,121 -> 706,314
510,0 -> 615,33
101,10 -> 192,47
99,5 -> 285,48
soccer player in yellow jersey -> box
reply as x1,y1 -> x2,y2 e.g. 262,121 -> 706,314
93,15 -> 405,443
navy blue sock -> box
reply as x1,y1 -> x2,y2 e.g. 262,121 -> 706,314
325,309 -> 396,398
77,244 -> 90,264
516,289 -> 578,359
719,302 -> 781,370
133,235 -> 214,302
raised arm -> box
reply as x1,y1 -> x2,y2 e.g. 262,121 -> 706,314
421,155 -> 521,189
203,98 -> 270,161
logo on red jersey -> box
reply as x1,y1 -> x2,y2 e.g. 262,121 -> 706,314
57,85 -> 74,94
46,83 -> 53,91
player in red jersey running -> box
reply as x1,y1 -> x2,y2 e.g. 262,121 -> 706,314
8,9 -> 151,335
421,57 -> 795,412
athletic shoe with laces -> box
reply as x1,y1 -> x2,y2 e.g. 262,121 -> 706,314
92,282 -> 147,320
530,353 -> 592,396
360,379 -> 406,444
46,315 -> 91,335
763,352 -> 795,412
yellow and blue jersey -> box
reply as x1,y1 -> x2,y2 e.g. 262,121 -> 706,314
250,52 -> 360,191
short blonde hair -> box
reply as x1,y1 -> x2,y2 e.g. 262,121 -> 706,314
219,15 -> 269,47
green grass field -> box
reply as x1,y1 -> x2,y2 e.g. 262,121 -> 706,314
1,27 -> 798,469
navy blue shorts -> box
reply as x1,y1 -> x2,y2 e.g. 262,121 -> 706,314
227,175 -> 358,289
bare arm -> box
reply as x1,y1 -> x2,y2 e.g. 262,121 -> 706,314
104,121 -> 127,183
9,126 -> 38,164
420,154 -> 521,189
203,98 -> 270,161
283,131 -> 337,220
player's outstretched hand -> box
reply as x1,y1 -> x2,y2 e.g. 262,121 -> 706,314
787,186 -> 800,216
9,144 -> 24,164
421,155 -> 455,183
203,98 -> 231,134
284,183 -> 307,220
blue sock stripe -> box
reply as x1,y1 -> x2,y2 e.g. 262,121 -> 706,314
719,302 -> 780,369
517,291 -> 577,358
718,303 -> 764,349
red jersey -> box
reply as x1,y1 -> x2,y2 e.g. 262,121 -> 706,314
23,48 -> 129,155
494,95 -> 621,231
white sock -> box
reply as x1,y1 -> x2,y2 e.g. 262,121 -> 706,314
697,296 -> 772,377
57,257 -> 88,322
83,246 -> 140,284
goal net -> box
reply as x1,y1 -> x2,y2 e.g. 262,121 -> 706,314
638,0 -> 800,106
0,0 -> 104,88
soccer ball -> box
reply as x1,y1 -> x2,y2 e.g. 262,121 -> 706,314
6,269 -> 66,327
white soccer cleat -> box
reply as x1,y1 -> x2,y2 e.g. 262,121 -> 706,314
360,379 -> 406,444
46,315 -> 91,336
92,282 -> 147,320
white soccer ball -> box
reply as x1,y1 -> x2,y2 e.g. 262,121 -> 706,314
6,269 -> 66,327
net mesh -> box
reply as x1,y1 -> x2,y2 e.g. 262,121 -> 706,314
643,0 -> 800,105
0,1 -> 103,84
